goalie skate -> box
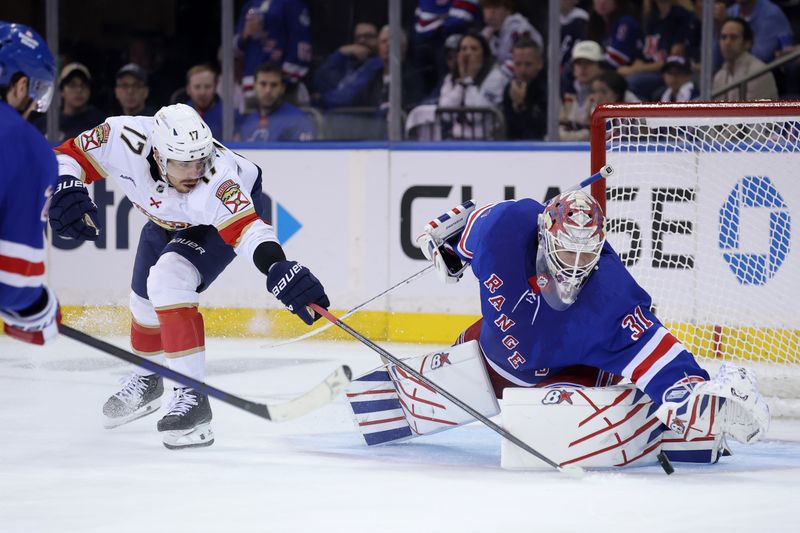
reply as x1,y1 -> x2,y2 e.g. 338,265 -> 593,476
102,373 -> 164,429
157,387 -> 214,450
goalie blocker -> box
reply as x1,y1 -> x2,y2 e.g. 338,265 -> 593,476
347,342 -> 769,469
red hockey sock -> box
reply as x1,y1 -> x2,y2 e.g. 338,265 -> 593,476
156,306 -> 205,357
130,319 -> 163,355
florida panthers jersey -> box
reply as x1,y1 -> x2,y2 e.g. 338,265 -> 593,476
53,116 -> 276,258
0,102 -> 58,312
455,199 -> 709,406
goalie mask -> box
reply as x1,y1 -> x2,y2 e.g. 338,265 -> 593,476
536,190 -> 606,310
151,103 -> 215,180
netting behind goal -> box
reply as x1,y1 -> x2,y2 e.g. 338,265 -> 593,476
590,102 -> 800,415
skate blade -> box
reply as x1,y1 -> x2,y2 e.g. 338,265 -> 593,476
162,423 -> 214,450
103,398 -> 161,429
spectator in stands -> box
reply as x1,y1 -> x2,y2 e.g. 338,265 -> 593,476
440,31 -> 507,108
560,41 -> 604,141
311,25 -> 424,112
502,39 -> 547,140
234,0 -> 312,105
591,70 -> 639,108
561,0 -> 590,70
587,0 -> 643,70
374,25 -> 424,112
185,64 -> 223,138
114,63 -> 156,116
713,17 -> 778,101
727,0 -> 794,64
312,22 -> 379,104
413,0 -> 482,96
617,0 -> 697,100
659,55 -> 699,101
480,0 -> 544,79
235,63 -> 313,142
54,62 -> 106,141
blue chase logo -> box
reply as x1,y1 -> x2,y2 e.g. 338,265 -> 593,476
719,176 -> 791,285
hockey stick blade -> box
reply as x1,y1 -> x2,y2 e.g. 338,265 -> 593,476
59,324 -> 351,422
309,304 -> 583,475
262,265 -> 434,349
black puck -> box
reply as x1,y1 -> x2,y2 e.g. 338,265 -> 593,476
657,452 -> 675,475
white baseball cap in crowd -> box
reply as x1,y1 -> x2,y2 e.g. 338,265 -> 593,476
571,41 -> 604,63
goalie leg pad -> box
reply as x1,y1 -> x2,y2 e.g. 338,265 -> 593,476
347,340 -> 500,445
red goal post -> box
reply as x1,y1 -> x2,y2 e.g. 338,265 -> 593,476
589,102 -> 800,415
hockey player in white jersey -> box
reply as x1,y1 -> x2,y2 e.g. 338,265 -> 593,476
49,103 -> 330,449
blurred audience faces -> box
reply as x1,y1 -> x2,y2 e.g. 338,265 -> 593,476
186,65 -> 218,113
115,63 -> 151,116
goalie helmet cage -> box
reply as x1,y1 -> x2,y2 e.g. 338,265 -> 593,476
590,101 -> 800,417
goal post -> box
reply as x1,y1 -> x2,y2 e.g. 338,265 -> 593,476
590,102 -> 800,415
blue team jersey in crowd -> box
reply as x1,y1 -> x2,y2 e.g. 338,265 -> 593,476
235,0 -> 312,83
0,102 -> 58,311
455,199 -> 709,406
641,5 -> 696,63
236,103 -> 313,141
604,15 -> 643,68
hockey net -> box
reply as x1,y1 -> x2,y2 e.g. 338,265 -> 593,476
590,102 -> 800,417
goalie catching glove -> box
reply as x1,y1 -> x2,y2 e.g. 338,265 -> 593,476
655,363 -> 770,444
48,175 -> 101,241
416,200 -> 475,283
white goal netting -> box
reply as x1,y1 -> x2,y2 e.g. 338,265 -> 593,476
593,103 -> 800,416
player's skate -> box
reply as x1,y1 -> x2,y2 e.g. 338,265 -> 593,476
157,387 -> 214,450
103,372 -> 164,429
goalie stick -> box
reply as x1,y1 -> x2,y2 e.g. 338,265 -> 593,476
262,265 -> 434,349
59,324 -> 352,422
309,304 -> 583,476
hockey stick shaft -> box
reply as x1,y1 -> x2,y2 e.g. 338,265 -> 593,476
59,324 -> 351,422
309,304 -> 572,472
264,265 -> 434,349
568,164 -> 614,192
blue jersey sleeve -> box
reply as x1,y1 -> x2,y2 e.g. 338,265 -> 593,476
575,254 -> 710,405
0,104 -> 58,311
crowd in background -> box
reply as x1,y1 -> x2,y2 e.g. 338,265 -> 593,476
19,0 -> 800,142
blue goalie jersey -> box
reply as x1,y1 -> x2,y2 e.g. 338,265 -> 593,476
455,199 -> 709,406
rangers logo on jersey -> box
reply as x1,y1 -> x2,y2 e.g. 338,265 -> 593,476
216,179 -> 251,215
80,123 -> 110,152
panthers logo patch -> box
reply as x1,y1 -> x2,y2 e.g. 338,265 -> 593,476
216,179 -> 251,214
80,123 -> 110,151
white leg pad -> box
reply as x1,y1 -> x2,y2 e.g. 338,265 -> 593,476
129,292 -> 159,327
501,384 -> 728,470
146,252 -> 201,309
347,340 -> 500,445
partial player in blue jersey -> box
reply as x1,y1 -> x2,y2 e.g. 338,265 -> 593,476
345,187 -> 770,468
0,22 -> 61,346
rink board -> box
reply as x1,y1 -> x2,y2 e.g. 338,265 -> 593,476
11,144 -> 799,346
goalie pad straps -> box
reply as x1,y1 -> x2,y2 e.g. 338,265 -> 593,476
347,340 -> 500,445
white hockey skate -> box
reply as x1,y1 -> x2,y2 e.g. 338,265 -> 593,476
103,373 -> 164,429
157,387 -> 214,450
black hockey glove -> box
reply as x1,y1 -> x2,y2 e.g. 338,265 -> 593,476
267,260 -> 330,325
48,176 -> 100,240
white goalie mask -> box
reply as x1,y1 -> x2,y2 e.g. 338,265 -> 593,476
535,190 -> 606,310
151,103 -> 215,178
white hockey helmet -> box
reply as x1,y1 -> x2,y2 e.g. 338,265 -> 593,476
151,103 -> 214,176
536,190 -> 606,310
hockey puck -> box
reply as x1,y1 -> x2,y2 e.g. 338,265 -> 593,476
657,452 -> 675,475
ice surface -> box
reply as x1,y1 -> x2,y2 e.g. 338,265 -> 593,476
1,335 -> 799,533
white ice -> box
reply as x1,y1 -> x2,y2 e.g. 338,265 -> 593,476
1,334 -> 799,533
